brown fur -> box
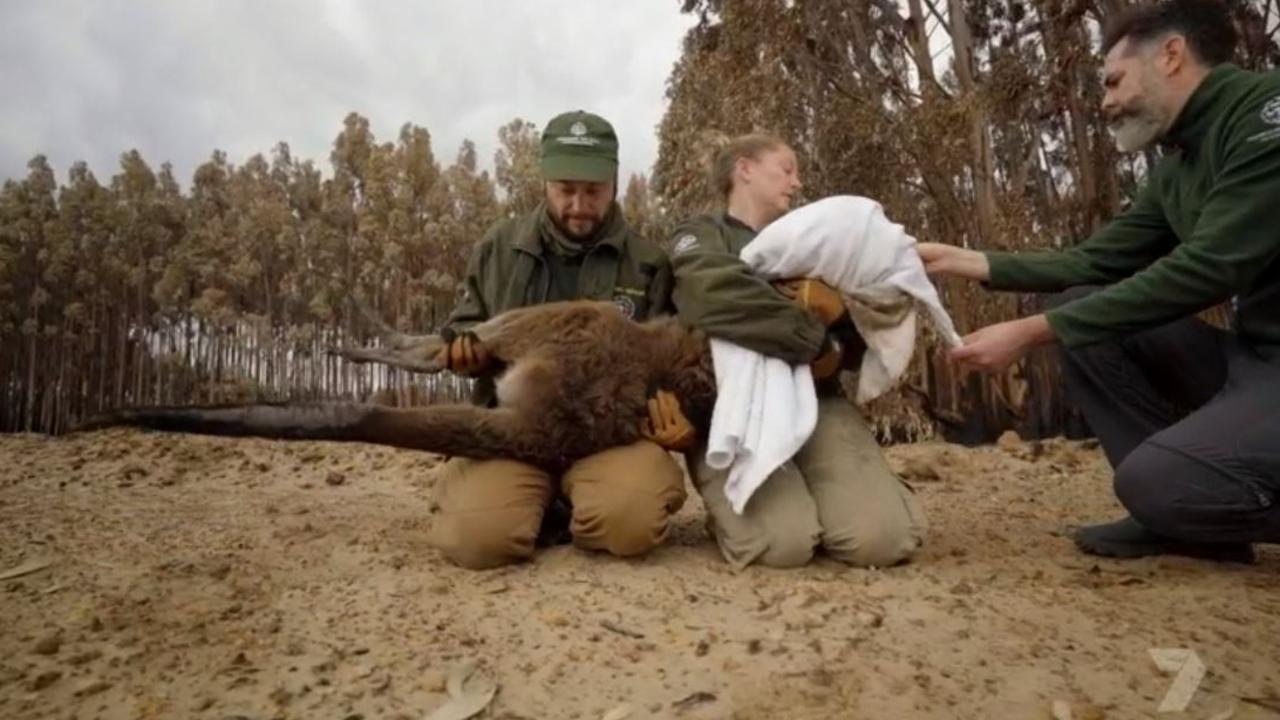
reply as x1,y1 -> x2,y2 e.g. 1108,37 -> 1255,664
78,301 -> 718,473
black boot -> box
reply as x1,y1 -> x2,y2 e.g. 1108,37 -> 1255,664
1073,516 -> 1256,563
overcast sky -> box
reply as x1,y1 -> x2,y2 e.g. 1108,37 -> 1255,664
0,1 -> 697,189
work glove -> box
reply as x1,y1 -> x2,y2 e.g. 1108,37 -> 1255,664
435,330 -> 492,377
640,389 -> 696,452
811,335 -> 844,381
774,278 -> 849,327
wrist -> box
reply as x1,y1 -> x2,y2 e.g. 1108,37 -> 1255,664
969,250 -> 991,282
1019,314 -> 1056,345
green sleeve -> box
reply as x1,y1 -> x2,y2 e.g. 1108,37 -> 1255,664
669,221 -> 826,364
646,255 -> 675,318
442,233 -> 494,333
1048,107 -> 1280,347
985,179 -> 1176,293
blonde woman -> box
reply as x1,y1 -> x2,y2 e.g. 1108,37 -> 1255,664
666,134 -> 927,570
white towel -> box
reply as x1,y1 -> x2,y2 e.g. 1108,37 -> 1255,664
707,195 -> 962,515
704,337 -> 819,515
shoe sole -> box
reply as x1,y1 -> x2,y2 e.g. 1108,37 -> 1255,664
1074,535 -> 1255,563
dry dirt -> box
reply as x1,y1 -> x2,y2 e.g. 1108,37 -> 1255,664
1,429 -> 1278,720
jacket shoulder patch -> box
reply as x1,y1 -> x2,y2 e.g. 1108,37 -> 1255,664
1248,94 -> 1280,143
672,233 -> 699,256
1262,95 -> 1280,125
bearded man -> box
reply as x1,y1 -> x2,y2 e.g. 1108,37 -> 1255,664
427,110 -> 690,569
916,0 -> 1280,563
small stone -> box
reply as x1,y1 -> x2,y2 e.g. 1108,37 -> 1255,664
997,430 -> 1022,452
325,471 -> 346,486
856,611 -> 884,628
33,633 -> 62,655
695,639 -> 710,657
746,639 -> 762,655
121,464 -> 148,479
900,456 -> 941,482
950,581 -> 975,596
269,686 -> 292,706
29,670 -> 61,691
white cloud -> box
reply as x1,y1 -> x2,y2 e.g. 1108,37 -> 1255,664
0,1 -> 696,187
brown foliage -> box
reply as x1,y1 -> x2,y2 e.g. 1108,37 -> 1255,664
652,0 -> 1278,442
0,115 -> 531,433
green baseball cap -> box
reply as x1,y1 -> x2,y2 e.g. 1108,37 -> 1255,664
540,110 -> 619,182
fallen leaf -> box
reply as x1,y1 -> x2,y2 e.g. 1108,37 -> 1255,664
1207,704 -> 1236,720
0,558 -> 52,581
673,691 -> 716,712
602,704 -> 633,720
425,661 -> 498,720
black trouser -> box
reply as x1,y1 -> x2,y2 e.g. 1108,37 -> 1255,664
1053,287 -> 1280,544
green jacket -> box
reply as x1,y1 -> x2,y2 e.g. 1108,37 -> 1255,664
668,212 -> 827,364
444,202 -> 673,403
986,63 -> 1280,357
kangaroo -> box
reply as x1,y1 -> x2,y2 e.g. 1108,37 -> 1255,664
75,300 -> 719,473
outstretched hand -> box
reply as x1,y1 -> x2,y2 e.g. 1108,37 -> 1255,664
915,242 -> 991,282
949,315 -> 1055,373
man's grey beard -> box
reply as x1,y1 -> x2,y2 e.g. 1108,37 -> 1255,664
1111,111 -> 1166,153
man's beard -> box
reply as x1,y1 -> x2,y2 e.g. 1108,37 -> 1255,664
1109,74 -> 1172,153
553,211 -> 604,241
1111,108 -> 1166,153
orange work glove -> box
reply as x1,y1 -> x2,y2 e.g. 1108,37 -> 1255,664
435,331 -> 492,376
774,278 -> 848,326
811,335 -> 844,380
640,389 -> 696,452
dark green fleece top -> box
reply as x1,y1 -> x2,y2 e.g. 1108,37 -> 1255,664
986,63 -> 1280,358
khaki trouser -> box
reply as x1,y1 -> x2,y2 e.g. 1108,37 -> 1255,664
428,441 -> 688,570
690,395 -> 927,570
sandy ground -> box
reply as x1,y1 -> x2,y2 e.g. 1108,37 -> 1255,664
1,428 -> 1279,720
